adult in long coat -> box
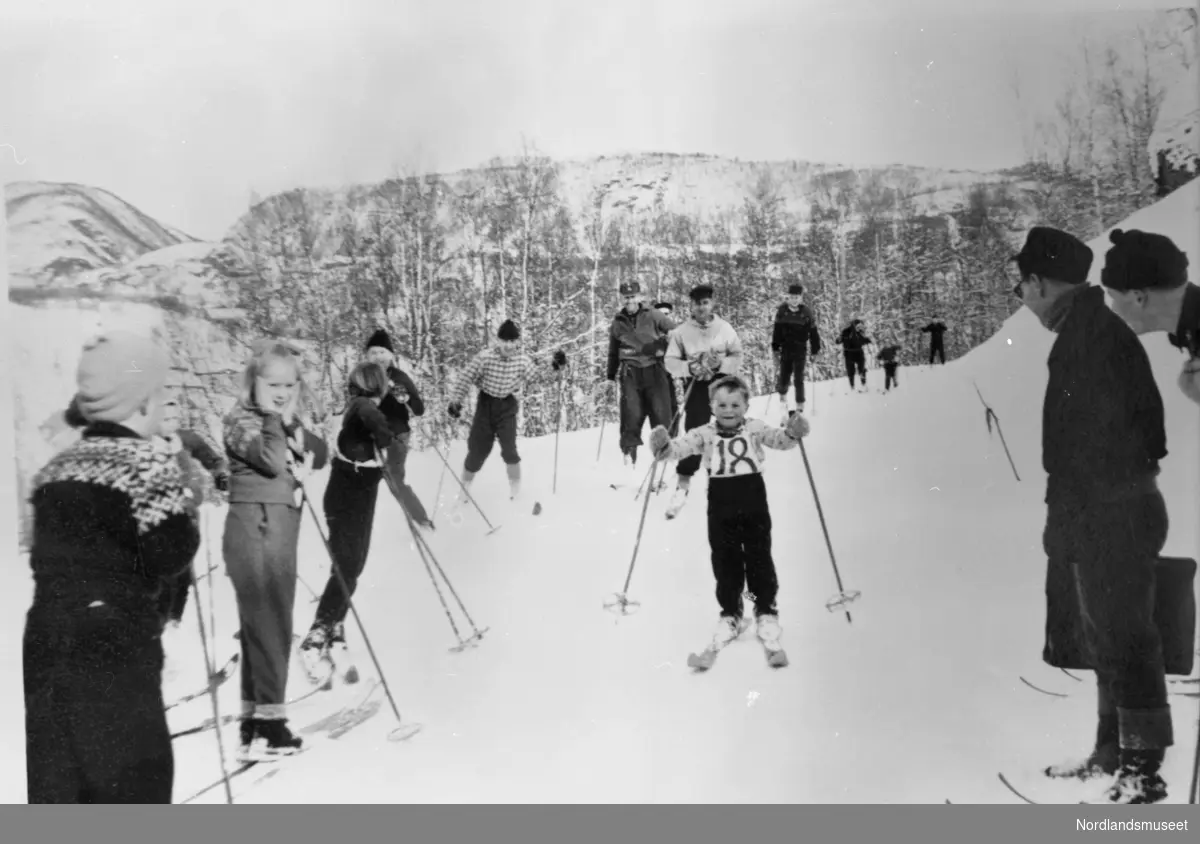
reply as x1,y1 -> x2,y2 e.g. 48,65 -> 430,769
1013,226 -> 1173,805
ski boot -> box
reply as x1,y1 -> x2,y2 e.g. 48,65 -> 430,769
1044,745 -> 1119,782
298,625 -> 334,689
665,482 -> 690,520
239,717 -> 304,762
327,621 -> 360,684
1102,750 -> 1167,804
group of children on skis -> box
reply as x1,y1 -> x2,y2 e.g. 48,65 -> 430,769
22,273 -> 942,803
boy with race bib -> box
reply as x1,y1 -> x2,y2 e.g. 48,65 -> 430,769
648,375 -> 810,656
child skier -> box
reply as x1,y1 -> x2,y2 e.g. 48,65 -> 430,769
223,340 -> 328,762
299,362 -> 397,685
647,375 -> 810,665
877,342 -> 902,392
445,319 -> 567,505
771,281 -> 822,422
362,328 -> 434,529
24,331 -> 199,803
155,397 -> 230,629
838,319 -> 872,392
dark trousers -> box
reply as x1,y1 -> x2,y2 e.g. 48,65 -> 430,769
676,377 -> 717,478
315,459 -> 382,630
1042,490 -> 1173,749
464,393 -> 519,474
24,603 -> 173,803
707,474 -> 778,618
383,432 -> 431,524
224,502 -> 300,719
844,351 -> 866,387
775,349 -> 807,405
618,363 -> 674,460
929,341 -> 945,364
884,363 -> 899,391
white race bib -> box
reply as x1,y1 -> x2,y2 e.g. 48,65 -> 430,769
710,434 -> 760,478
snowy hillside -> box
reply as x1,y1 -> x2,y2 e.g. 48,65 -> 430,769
5,181 -> 197,288
2,182 -> 1195,805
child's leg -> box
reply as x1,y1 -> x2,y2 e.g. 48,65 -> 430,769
706,504 -> 747,619
844,354 -> 855,387
24,621 -> 86,803
383,433 -> 431,523
316,464 -> 380,629
743,509 -> 779,617
463,396 -> 497,476
792,355 -> 806,408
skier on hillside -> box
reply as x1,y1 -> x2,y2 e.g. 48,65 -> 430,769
360,329 -> 434,529
771,280 -> 822,424
298,361 -> 397,686
605,281 -> 675,487
654,301 -> 683,435
445,319 -> 567,506
1012,226 -> 1174,804
662,284 -> 744,519
222,340 -> 329,762
921,317 -> 948,364
647,375 -> 810,664
838,319 -> 872,392
877,340 -> 902,392
1099,229 -> 1199,407
24,331 -> 199,803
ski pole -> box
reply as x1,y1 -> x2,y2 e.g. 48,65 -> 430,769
972,381 -> 1020,482
432,437 -> 449,521
377,449 -> 487,650
595,416 -> 606,463
553,369 -> 564,494
797,436 -> 857,624
636,376 -> 697,502
606,457 -> 662,616
427,438 -> 500,535
189,527 -> 234,804
298,484 -> 422,742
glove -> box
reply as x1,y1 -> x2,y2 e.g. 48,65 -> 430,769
703,350 -> 721,371
648,425 -> 672,459
390,384 -> 410,403
447,402 -> 462,420
551,349 -> 567,371
214,470 -> 230,492
784,412 -> 811,440
688,359 -> 706,377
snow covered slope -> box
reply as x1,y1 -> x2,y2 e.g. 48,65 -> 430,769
1,183 -> 1196,805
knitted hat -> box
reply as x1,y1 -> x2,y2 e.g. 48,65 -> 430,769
1010,227 -> 1093,285
74,331 -> 170,424
1100,229 -> 1190,292
619,281 -> 641,296
365,328 -> 395,354
787,284 -> 804,295
498,319 -> 521,341
689,284 -> 715,303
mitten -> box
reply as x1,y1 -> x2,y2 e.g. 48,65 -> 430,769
447,402 -> 462,420
704,350 -> 721,370
785,412 -> 811,440
648,425 -> 672,459
688,358 -> 706,377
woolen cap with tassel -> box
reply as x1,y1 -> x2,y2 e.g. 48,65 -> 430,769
74,331 -> 170,424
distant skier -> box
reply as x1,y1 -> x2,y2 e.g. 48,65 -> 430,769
605,282 -> 675,486
838,319 -> 872,391
361,329 -> 433,529
446,319 -> 567,505
1098,229 -> 1199,407
877,341 -> 902,392
921,318 -> 947,365
1013,226 -> 1173,804
654,301 -> 683,436
770,280 -> 821,423
647,375 -> 811,662
663,284 -> 744,519
24,331 -> 199,803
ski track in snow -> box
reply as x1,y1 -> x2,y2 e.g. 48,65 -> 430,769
1,182 -> 1198,804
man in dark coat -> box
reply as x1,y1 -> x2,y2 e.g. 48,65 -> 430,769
1099,228 -> 1199,407
771,280 -> 822,422
921,318 -> 948,364
1013,226 -> 1173,804
606,281 -> 675,483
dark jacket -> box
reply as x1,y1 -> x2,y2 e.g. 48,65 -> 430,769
771,304 -> 822,356
26,423 -> 200,624
1042,285 -> 1166,501
607,305 -> 674,380
839,323 -> 872,354
877,345 -> 901,365
921,322 -> 947,341
378,365 -> 425,437
337,396 -> 398,463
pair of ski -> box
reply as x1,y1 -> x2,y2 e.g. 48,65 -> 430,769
687,622 -> 789,671
995,771 -> 1141,805
177,681 -> 384,804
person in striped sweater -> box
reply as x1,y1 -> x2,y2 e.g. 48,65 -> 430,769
446,319 -> 567,505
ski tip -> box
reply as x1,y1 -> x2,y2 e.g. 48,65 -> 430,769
388,723 -> 423,742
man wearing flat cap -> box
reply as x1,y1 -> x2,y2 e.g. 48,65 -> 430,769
1099,228 -> 1200,407
1012,226 -> 1174,804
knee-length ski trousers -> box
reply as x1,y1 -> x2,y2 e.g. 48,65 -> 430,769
224,502 -> 300,720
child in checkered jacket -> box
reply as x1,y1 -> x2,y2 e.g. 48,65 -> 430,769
445,319 -> 567,504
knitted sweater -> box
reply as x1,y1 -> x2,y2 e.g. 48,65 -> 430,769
223,405 -> 330,505
664,316 -> 743,380
661,418 -> 797,478
27,422 -> 200,622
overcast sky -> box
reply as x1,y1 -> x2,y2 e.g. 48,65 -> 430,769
0,0 -> 1179,240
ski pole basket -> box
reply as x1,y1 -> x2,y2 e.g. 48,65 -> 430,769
604,593 -> 641,616
825,590 -> 861,614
